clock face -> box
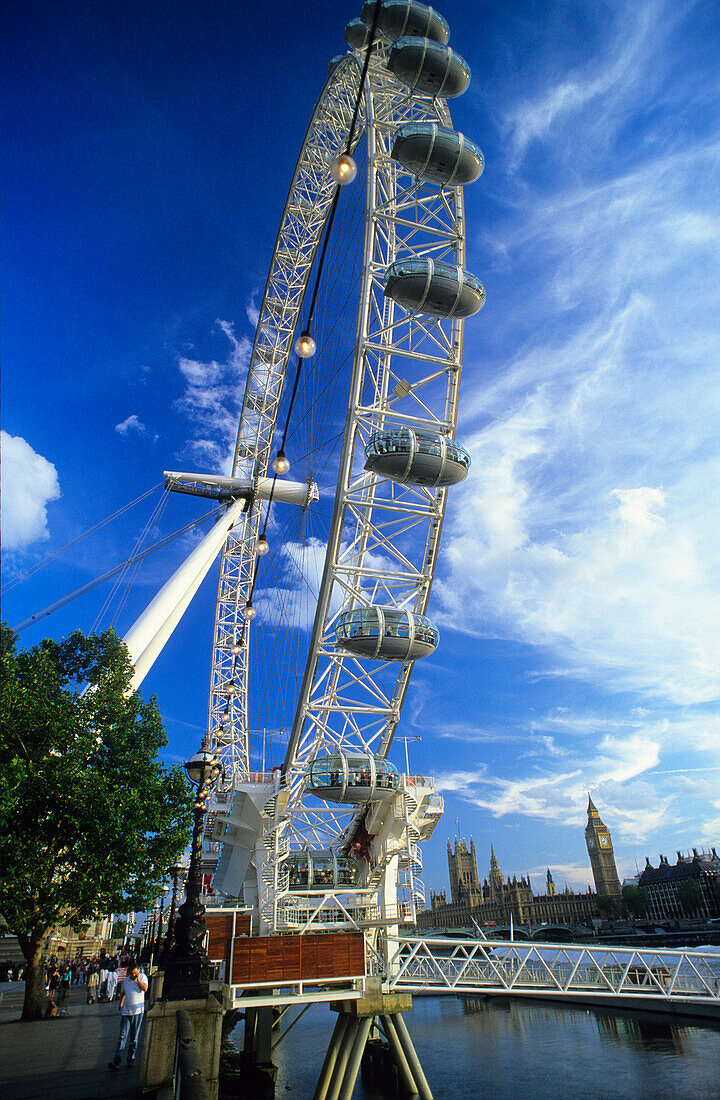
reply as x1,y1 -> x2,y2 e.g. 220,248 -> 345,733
599,834 -> 610,848
587,838 -> 595,848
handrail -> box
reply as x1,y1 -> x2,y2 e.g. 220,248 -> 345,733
387,936 -> 720,1006
174,1009 -> 210,1100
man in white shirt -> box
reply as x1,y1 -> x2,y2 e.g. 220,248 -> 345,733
108,963 -> 148,1070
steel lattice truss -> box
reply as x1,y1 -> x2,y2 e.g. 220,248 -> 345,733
207,40 -> 470,932
280,57 -> 462,793
387,937 -> 720,1007
207,58 -> 365,783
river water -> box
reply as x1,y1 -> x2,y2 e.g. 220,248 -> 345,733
256,995 -> 720,1099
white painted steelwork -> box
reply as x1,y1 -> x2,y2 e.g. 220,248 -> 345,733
205,26 -> 471,931
124,495 -> 248,690
386,936 -> 720,1012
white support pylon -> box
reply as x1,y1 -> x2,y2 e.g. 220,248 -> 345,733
124,495 -> 248,690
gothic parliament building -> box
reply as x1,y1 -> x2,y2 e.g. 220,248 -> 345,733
417,797 -> 622,930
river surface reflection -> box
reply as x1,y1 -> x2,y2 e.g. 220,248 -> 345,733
259,994 -> 720,1099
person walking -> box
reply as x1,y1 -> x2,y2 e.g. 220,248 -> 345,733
87,967 -> 99,1004
57,966 -> 72,1015
106,967 -> 118,1002
108,962 -> 148,1071
99,963 -> 109,1002
46,965 -> 61,1017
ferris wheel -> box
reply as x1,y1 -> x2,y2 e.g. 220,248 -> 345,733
185,1 -> 486,934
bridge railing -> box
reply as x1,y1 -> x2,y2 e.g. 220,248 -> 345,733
386,936 -> 720,1004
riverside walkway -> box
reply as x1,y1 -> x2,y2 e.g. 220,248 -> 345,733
0,982 -> 141,1100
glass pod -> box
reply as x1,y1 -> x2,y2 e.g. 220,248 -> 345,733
335,606 -> 439,661
391,122 -> 484,186
365,427 -> 470,487
284,849 -> 359,890
361,0 -> 450,45
384,258 -> 485,318
387,37 -> 470,99
305,752 -> 401,803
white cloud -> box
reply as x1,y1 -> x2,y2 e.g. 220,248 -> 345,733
0,432 -> 61,550
440,46 -> 720,707
115,414 -> 146,436
176,319 -> 251,472
434,708 -> 720,847
245,294 -> 260,327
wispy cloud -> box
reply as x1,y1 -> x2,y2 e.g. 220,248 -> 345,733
245,294 -> 260,327
115,414 -> 146,436
175,319 -> 251,472
0,431 -> 61,551
434,707 -> 720,847
440,1 -> 720,711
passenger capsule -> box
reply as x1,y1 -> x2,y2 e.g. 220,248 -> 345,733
284,849 -> 359,891
335,606 -> 439,661
365,427 -> 470,487
345,19 -> 370,49
392,122 -> 484,186
387,37 -> 470,98
361,0 -> 449,45
384,258 -> 485,318
305,752 -> 400,803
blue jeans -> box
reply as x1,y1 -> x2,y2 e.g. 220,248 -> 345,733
113,1013 -> 143,1063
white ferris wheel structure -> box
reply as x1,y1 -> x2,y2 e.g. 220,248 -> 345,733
122,0 -> 485,956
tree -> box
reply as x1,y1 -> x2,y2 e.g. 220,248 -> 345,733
622,885 -> 650,918
676,878 -> 704,917
596,894 -> 618,918
0,624 -> 193,1020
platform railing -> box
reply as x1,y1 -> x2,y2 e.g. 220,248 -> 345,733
386,936 -> 720,1006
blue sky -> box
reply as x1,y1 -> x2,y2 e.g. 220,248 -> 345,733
3,0 -> 719,899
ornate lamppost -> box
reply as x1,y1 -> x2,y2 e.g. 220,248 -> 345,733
159,862 -> 187,968
153,884 -> 169,967
163,737 -> 221,1000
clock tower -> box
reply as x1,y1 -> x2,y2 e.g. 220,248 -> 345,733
585,795 -> 622,903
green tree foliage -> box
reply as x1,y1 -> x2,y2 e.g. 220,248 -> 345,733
0,623 -> 193,1020
596,894 -> 618,917
622,885 -> 650,917
676,878 -> 704,917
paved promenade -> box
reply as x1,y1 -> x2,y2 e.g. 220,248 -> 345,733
0,982 -> 142,1099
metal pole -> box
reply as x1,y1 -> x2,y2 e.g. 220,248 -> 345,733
337,1015 -> 373,1100
154,894 -> 166,964
392,1012 -> 433,1100
380,1014 -> 420,1099
164,777 -> 213,999
161,866 -> 182,965
313,1013 -> 350,1100
325,1016 -> 360,1100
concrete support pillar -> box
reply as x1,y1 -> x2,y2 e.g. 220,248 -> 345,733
338,1016 -> 373,1100
380,1013 -> 420,1099
318,991 -> 432,1100
325,1017 -> 360,1100
392,1011 -> 433,1100
313,1013 -> 351,1100
255,1007 -> 274,1065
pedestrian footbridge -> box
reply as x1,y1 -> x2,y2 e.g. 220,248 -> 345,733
385,936 -> 720,1019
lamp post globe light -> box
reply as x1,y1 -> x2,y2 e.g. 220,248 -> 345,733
163,738 -> 222,1000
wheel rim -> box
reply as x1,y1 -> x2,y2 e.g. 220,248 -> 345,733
208,36 -> 472,933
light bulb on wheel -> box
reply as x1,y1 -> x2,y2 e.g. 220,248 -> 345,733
294,330 -> 317,358
272,450 -> 290,475
257,535 -> 269,556
244,603 -> 257,620
331,153 -> 357,185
